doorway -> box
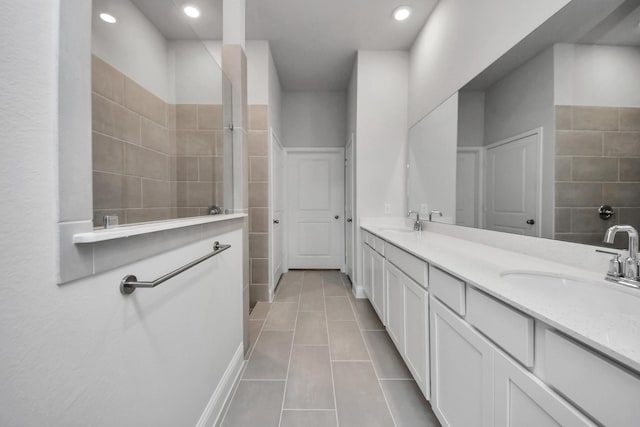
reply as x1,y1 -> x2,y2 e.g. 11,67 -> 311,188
286,149 -> 345,269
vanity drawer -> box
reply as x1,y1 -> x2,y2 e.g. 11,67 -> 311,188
373,235 -> 385,255
428,266 -> 466,315
466,287 -> 534,367
362,230 -> 371,245
385,244 -> 426,288
541,329 -> 640,426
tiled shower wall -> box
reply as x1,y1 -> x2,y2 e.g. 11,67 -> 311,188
555,105 -> 640,247
248,105 -> 271,305
91,55 -> 224,227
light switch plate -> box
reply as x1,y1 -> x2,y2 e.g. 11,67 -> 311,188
420,204 -> 428,215
384,203 -> 391,214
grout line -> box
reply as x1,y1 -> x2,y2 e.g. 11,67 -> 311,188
322,272 -> 341,427
343,275 -> 399,427
238,378 -> 287,382
277,272 -> 302,427
282,408 -> 337,412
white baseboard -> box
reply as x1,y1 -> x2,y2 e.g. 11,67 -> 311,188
352,284 -> 366,299
195,342 -> 245,427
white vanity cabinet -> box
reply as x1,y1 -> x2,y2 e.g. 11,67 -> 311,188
371,249 -> 385,321
494,350 -> 595,427
362,230 -> 386,322
403,274 -> 429,398
362,242 -> 373,299
385,262 -> 405,352
431,297 -> 494,427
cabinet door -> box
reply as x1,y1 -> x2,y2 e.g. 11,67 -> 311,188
371,250 -> 385,321
404,277 -> 429,400
494,351 -> 595,427
362,244 -> 372,299
431,297 -> 494,427
385,261 -> 404,351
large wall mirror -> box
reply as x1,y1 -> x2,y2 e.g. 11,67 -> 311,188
91,0 -> 232,227
408,0 -> 640,248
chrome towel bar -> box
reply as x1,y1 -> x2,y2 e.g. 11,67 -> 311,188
120,241 -> 231,295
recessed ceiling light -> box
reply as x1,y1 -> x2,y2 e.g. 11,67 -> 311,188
99,13 -> 117,24
393,6 -> 412,21
183,5 -> 201,18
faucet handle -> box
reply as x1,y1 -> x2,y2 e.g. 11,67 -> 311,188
596,249 -> 623,278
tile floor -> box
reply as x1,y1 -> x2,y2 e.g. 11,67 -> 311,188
220,270 -> 441,427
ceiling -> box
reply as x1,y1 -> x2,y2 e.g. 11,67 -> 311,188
130,0 -> 438,91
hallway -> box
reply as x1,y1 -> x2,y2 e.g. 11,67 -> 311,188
221,271 -> 440,426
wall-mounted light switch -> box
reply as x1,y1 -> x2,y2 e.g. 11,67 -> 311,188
384,203 -> 391,214
420,204 -> 429,215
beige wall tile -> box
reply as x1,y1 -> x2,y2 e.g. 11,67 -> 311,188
619,208 -> 640,233
620,158 -> 640,181
572,106 -> 618,131
249,105 -> 268,130
141,118 -> 170,154
572,157 -> 618,182
198,157 -> 224,182
620,108 -> 640,131
249,182 -> 268,207
554,157 -> 571,182
555,131 -> 602,155
123,77 -> 166,126
249,233 -> 269,258
570,208 -> 613,233
142,179 -> 171,208
125,144 -> 169,180
249,284 -> 270,305
92,93 -> 140,144
250,156 -> 268,182
555,106 -> 572,130
554,208 -> 571,233
251,207 -> 269,232
555,233 -> 607,247
187,182 -> 216,207
216,130 -> 226,156
93,172 -> 141,209
93,132 -> 123,174
604,132 -> 640,156
166,104 -> 176,130
197,105 -> 223,130
248,131 -> 268,156
555,183 -> 602,207
176,104 -> 197,129
177,207 -> 200,218
92,55 -> 124,104
125,208 -> 174,224
176,130 -> 216,156
602,183 -> 640,207
175,156 -> 198,181
251,258 -> 269,284
175,182 -> 188,207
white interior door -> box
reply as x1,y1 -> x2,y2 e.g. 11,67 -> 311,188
456,148 -> 481,228
345,135 -> 354,280
485,130 -> 541,237
270,130 -> 284,295
287,149 -> 344,269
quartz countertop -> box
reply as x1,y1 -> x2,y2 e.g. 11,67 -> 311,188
361,224 -> 640,373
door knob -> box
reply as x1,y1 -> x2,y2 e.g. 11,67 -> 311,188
334,215 -> 340,220
273,219 -> 280,224
346,218 -> 352,223
526,219 -> 535,225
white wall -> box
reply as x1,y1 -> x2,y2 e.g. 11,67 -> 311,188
169,40 -> 223,104
92,0 -> 170,101
282,92 -> 347,147
409,0 -> 571,126
353,50 -> 409,294
246,40 -> 269,105
1,1 -> 245,425
457,91 -> 485,147
268,46 -> 283,139
407,93 -> 459,223
555,43 -> 640,108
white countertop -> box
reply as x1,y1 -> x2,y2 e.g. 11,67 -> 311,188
74,214 -> 247,243
362,225 -> 640,373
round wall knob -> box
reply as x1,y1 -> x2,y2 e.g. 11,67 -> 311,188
273,219 -> 280,224
526,219 -> 535,225
346,218 -> 353,223
334,215 -> 340,220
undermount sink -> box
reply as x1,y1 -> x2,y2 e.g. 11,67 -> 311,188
500,271 -> 593,288
500,270 -> 640,316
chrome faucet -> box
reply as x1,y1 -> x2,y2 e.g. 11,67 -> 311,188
429,210 -> 443,222
407,210 -> 422,231
603,225 -> 639,281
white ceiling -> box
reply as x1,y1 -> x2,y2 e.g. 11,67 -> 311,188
130,0 -> 438,91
